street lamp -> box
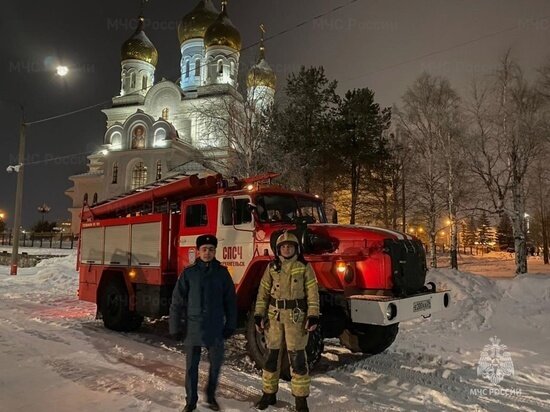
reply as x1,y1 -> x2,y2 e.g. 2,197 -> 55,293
6,64 -> 72,275
56,66 -> 69,77
8,110 -> 26,275
37,203 -> 51,223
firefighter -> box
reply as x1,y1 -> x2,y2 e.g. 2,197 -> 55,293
170,234 -> 237,412
254,231 -> 320,412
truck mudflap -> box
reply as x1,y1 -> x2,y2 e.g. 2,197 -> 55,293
348,290 -> 451,326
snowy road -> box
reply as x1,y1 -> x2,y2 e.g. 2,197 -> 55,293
1,253 -> 549,411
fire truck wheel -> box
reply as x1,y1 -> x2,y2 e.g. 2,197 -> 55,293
245,310 -> 324,381
100,279 -> 143,332
339,323 -> 399,354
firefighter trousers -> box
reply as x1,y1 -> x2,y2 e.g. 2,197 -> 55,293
262,307 -> 311,397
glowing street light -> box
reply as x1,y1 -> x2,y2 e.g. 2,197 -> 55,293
56,65 -> 69,77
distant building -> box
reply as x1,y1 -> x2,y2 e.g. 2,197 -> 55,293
65,0 -> 276,233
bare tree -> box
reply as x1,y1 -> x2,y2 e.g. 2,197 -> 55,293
465,52 -> 546,274
399,73 -> 462,268
188,90 -> 277,178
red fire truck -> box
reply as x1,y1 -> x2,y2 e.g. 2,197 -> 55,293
78,172 -> 450,372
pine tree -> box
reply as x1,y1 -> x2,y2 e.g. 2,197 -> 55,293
477,212 -> 492,246
334,88 -> 391,224
462,216 -> 477,246
273,66 -> 339,193
497,213 -> 514,249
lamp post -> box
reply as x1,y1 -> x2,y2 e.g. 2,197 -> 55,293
7,64 -> 70,276
37,202 -> 51,223
9,113 -> 26,275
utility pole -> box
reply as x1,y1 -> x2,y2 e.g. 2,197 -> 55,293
10,109 -> 26,276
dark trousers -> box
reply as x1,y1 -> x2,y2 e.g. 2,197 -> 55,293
185,341 -> 225,406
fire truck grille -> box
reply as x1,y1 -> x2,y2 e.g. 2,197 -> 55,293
383,238 -> 428,297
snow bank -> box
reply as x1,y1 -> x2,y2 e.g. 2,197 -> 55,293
0,252 -> 78,295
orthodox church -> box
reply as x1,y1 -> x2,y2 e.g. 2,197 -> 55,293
65,0 -> 277,233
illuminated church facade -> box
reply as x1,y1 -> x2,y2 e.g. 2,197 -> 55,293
65,0 -> 276,232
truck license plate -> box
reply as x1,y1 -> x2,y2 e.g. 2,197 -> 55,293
413,299 -> 431,312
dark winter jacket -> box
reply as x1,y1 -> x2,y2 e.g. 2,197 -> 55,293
169,258 -> 237,346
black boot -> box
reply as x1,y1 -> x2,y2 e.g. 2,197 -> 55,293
206,396 -> 220,411
295,396 -> 309,412
181,404 -> 196,412
255,392 -> 277,410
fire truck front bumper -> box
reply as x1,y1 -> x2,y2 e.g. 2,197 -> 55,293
348,290 -> 451,326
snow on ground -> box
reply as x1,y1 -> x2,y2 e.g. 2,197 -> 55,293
0,253 -> 549,411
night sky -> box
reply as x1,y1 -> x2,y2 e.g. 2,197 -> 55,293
1,0 -> 549,228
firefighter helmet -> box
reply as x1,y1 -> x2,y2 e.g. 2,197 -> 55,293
276,231 -> 300,255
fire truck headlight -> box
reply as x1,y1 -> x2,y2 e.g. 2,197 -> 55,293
343,265 -> 354,283
335,261 -> 346,274
386,303 -> 397,320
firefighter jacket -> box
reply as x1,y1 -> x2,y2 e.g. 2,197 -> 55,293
169,258 -> 237,346
254,255 -> 320,319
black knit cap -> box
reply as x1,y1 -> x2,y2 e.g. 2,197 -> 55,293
196,234 -> 218,248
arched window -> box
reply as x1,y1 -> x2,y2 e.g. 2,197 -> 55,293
130,72 -> 136,88
131,162 -> 147,189
217,60 -> 223,75
230,61 -> 236,79
83,193 -> 88,204
156,160 -> 162,180
195,59 -> 201,77
142,75 -> 148,90
112,162 -> 118,184
92,193 -> 98,205
110,131 -> 122,149
162,107 -> 169,120
154,128 -> 167,147
185,60 -> 190,78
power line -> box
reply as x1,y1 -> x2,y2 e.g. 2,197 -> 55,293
24,0 -> 363,124
20,151 -> 93,167
27,100 -> 111,126
342,14 -> 550,84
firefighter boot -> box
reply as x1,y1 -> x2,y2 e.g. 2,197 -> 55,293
295,396 -> 309,412
255,392 -> 277,410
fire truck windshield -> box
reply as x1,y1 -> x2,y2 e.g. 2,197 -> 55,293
255,195 -> 327,224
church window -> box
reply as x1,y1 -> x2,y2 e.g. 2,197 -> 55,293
156,160 -> 162,180
110,131 -> 122,148
112,162 -> 118,184
186,60 -> 190,78
92,193 -> 98,205
154,128 -> 167,147
195,59 -> 201,77
230,61 -> 236,79
130,72 -> 136,88
142,75 -> 148,90
131,162 -> 147,189
217,60 -> 223,75
162,107 -> 169,120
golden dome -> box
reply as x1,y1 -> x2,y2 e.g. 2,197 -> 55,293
178,0 -> 219,45
247,27 -> 276,89
121,16 -> 158,66
247,59 -> 276,89
204,1 -> 242,51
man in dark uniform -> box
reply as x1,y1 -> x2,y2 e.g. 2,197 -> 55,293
170,234 -> 237,412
